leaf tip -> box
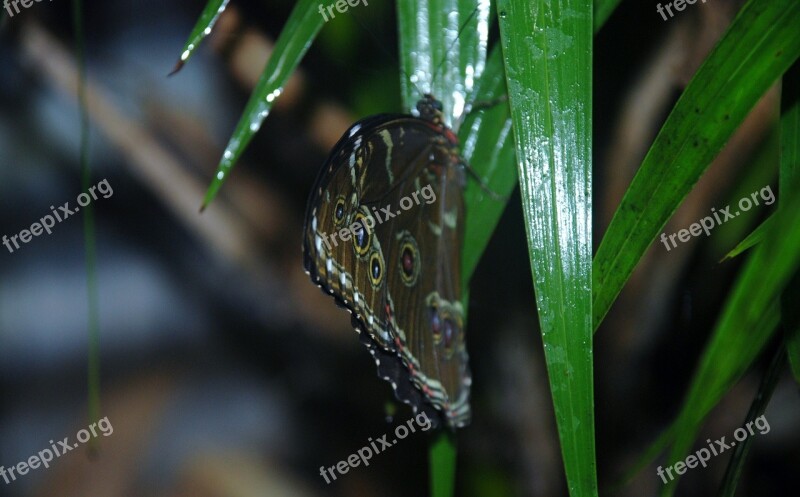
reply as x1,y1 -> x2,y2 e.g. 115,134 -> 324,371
168,60 -> 185,77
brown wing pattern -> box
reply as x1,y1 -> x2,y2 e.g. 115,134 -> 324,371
303,114 -> 471,428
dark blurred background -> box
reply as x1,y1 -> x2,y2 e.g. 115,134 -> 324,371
0,0 -> 797,496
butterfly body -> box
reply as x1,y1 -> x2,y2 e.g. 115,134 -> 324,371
303,95 -> 471,429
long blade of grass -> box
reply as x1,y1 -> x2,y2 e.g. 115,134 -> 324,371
594,0 -> 622,33
460,46 -> 517,281
710,116 -> 779,260
717,345 -> 785,497
170,0 -> 230,74
780,62 -> 800,381
659,186 -> 800,496
496,1 -> 596,496
201,0 -> 325,209
593,0 -> 800,331
629,66 -> 798,492
430,433 -> 457,497
720,214 -> 774,261
71,0 -> 101,450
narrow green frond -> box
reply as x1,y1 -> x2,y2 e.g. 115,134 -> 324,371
720,214 -> 774,262
202,0 -> 325,209
593,0 -> 800,331
496,0 -> 596,495
660,184 -> 800,495
171,0 -> 229,74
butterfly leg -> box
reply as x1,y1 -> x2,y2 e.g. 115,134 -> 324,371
461,161 -> 508,202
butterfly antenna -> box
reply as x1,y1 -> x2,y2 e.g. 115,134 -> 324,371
464,94 -> 509,116
429,4 -> 483,89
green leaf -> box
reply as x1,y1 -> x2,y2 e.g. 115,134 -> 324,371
594,0 -> 622,33
460,46 -> 517,282
170,0 -> 229,74
397,0 -> 491,123
710,120 -> 779,260
660,187 -> 800,496
717,346 -> 785,497
430,432 -> 457,497
780,61 -> 800,381
201,0 -> 325,209
72,0 -> 102,452
496,1 -> 596,496
720,214 -> 774,261
593,0 -> 800,331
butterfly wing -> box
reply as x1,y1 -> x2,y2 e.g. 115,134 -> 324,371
378,130 -> 471,428
303,115 -> 471,428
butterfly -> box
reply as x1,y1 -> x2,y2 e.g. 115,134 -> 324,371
302,94 -> 472,429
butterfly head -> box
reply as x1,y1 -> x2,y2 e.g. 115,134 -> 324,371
416,94 -> 446,126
